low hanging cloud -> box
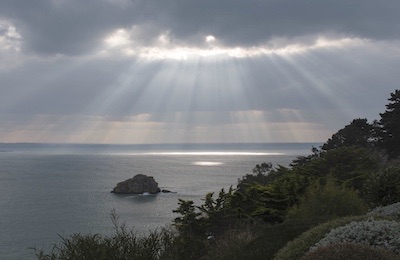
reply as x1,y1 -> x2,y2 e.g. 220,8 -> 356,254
0,0 -> 399,143
1,0 -> 400,56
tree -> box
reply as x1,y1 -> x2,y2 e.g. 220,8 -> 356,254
321,118 -> 375,151
173,199 -> 203,236
364,165 -> 400,207
291,146 -> 321,167
237,163 -> 289,192
294,146 -> 380,190
379,89 -> 400,159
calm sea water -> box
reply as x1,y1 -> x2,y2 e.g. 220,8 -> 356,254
0,143 -> 318,259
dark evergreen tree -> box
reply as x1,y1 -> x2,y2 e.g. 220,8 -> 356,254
379,89 -> 400,159
321,118 -> 375,151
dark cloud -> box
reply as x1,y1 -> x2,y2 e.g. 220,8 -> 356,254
0,0 -> 399,142
1,0 -> 399,55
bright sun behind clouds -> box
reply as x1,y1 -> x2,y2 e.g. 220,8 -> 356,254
206,35 -> 216,43
102,27 -> 365,60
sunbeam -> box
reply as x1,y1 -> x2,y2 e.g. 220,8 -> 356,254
0,27 -> 392,144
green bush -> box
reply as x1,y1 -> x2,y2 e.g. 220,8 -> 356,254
312,219 -> 400,254
364,166 -> 400,207
285,180 -> 368,224
300,243 -> 400,260
202,220 -> 316,260
273,215 -> 372,260
246,221 -> 318,260
35,229 -> 175,260
34,210 -> 209,260
368,202 -> 400,219
201,222 -> 263,260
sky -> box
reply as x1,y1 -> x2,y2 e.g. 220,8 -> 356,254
0,0 -> 399,144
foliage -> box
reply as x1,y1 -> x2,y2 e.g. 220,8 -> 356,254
201,222 -> 264,260
293,146 -> 380,190
243,220 -> 319,260
237,163 -> 289,192
290,147 -> 321,167
368,202 -> 400,219
202,218 -> 322,260
172,188 -> 240,238
172,199 -> 204,236
273,215 -> 372,260
285,180 -> 368,224
364,165 -> 400,207
379,89 -> 400,159
173,168 -> 309,241
233,173 -> 309,223
197,188 -> 238,234
171,178 -> 313,258
35,211 -> 178,260
162,233 -> 209,260
230,183 -> 287,223
311,219 -> 400,254
300,242 -> 400,260
322,118 -> 376,151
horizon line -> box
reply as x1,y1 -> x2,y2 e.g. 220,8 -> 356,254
0,141 -> 324,145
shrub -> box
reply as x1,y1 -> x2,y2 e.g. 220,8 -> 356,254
311,219 -> 400,254
201,222 -> 262,260
300,242 -> 400,260
248,221 -> 319,260
368,202 -> 400,219
203,220 -> 315,260
364,166 -> 400,207
34,210 -> 208,260
274,215 -> 372,260
35,229 -> 175,260
285,180 -> 368,224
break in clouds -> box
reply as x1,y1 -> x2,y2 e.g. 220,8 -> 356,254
0,0 -> 400,143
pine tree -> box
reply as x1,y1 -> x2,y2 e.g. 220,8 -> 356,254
379,89 -> 400,159
322,118 -> 374,151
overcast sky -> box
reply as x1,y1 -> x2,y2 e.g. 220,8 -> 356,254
0,0 -> 399,144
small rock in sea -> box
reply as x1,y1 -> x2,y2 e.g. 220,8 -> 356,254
112,174 -> 161,194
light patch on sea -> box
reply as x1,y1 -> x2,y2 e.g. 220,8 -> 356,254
193,161 -> 224,166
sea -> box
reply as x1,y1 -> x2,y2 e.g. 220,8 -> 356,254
0,142 -> 319,259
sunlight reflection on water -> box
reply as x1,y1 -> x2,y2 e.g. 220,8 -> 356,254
193,161 -> 224,166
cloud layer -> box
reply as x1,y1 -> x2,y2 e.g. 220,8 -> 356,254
0,1 -> 399,143
2,0 -> 400,55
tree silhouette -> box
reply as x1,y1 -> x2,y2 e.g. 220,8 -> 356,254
379,89 -> 400,159
322,118 -> 374,151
